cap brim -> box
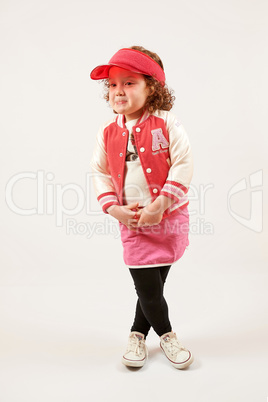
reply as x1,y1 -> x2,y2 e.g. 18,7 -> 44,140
90,63 -> 148,80
90,64 -> 113,80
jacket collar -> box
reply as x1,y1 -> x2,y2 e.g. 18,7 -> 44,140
116,109 -> 151,128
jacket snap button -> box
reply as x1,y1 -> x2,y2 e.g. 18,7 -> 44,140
122,132 -> 126,136
119,153 -> 123,157
118,174 -> 121,178
136,127 -> 141,132
146,168 -> 152,173
140,147 -> 145,152
153,188 -> 158,193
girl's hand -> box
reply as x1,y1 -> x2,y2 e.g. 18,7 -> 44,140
136,195 -> 176,227
136,203 -> 163,227
107,202 -> 140,230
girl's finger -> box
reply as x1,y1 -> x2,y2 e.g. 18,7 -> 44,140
125,202 -> 139,210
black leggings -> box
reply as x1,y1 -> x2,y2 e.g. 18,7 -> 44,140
129,265 -> 172,339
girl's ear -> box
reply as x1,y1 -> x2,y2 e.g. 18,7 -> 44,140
149,86 -> 155,96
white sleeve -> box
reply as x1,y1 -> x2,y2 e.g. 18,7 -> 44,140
90,124 -> 120,213
160,114 -> 193,202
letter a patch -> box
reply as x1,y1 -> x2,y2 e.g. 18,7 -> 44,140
151,128 -> 169,151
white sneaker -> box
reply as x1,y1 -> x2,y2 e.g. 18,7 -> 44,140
122,331 -> 148,367
160,331 -> 194,369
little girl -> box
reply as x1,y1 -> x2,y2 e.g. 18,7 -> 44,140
90,46 -> 194,369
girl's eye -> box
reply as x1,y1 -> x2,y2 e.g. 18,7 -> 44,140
125,82 -> 133,86
109,83 -> 116,87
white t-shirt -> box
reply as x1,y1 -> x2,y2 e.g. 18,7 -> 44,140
122,118 -> 152,206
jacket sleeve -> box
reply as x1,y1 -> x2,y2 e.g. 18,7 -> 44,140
90,124 -> 120,213
160,115 -> 193,204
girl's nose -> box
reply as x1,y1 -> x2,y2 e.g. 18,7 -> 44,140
116,85 -> 124,96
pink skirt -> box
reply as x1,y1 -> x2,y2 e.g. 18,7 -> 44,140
119,206 -> 189,268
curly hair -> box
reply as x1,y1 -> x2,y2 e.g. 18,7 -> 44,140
103,45 -> 175,114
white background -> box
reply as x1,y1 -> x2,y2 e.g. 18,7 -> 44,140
1,0 -> 268,401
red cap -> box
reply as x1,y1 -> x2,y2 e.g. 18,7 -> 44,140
90,48 -> 165,83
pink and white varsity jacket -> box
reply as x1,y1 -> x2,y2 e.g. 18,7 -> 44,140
90,109 -> 194,219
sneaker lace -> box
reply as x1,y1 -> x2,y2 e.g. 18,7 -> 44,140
164,334 -> 187,357
127,335 -> 145,356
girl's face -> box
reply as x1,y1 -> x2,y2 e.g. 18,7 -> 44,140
108,66 -> 150,122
